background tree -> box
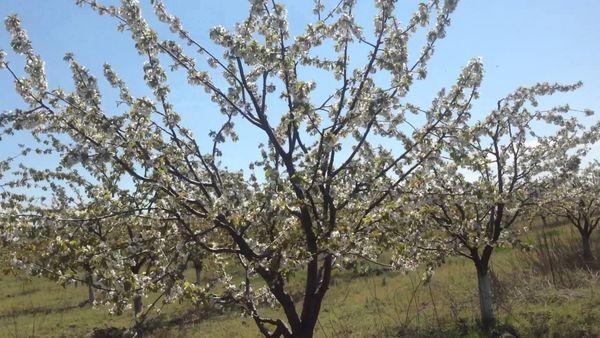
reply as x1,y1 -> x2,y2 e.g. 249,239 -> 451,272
540,160 -> 600,261
393,84 -> 599,330
1,197 -> 190,326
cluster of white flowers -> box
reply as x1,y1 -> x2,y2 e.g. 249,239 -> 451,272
103,64 -> 133,104
4,15 -> 32,54
4,15 -> 47,98
152,0 -> 185,38
0,49 -> 7,69
65,53 -> 102,106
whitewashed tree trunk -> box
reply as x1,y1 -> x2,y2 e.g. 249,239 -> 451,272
477,268 -> 494,330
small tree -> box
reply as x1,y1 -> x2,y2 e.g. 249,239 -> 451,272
541,160 -> 600,261
395,84 -> 598,330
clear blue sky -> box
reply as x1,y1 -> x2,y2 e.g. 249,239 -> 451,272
1,0 -> 599,170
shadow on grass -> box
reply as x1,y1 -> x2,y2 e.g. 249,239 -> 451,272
91,304 -> 227,338
0,302 -> 81,320
396,321 -> 520,338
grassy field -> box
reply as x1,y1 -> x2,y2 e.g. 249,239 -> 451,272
1,224 -> 598,337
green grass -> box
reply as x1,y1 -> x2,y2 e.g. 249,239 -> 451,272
1,224 -> 598,337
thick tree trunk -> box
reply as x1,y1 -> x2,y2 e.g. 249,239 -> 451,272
289,255 -> 332,338
476,268 -> 495,330
581,232 -> 593,261
293,319 -> 318,338
254,255 -> 331,338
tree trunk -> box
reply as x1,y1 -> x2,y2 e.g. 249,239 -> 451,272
192,257 -> 203,285
133,292 -> 143,323
476,268 -> 494,330
290,255 -> 332,338
86,272 -> 95,304
581,232 -> 593,261
253,255 -> 331,338
294,319 -> 319,338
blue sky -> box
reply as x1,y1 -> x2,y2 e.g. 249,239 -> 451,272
1,0 -> 599,170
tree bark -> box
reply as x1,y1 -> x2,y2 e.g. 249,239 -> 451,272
476,268 -> 495,331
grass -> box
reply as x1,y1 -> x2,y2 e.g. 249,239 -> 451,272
0,224 -> 598,337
